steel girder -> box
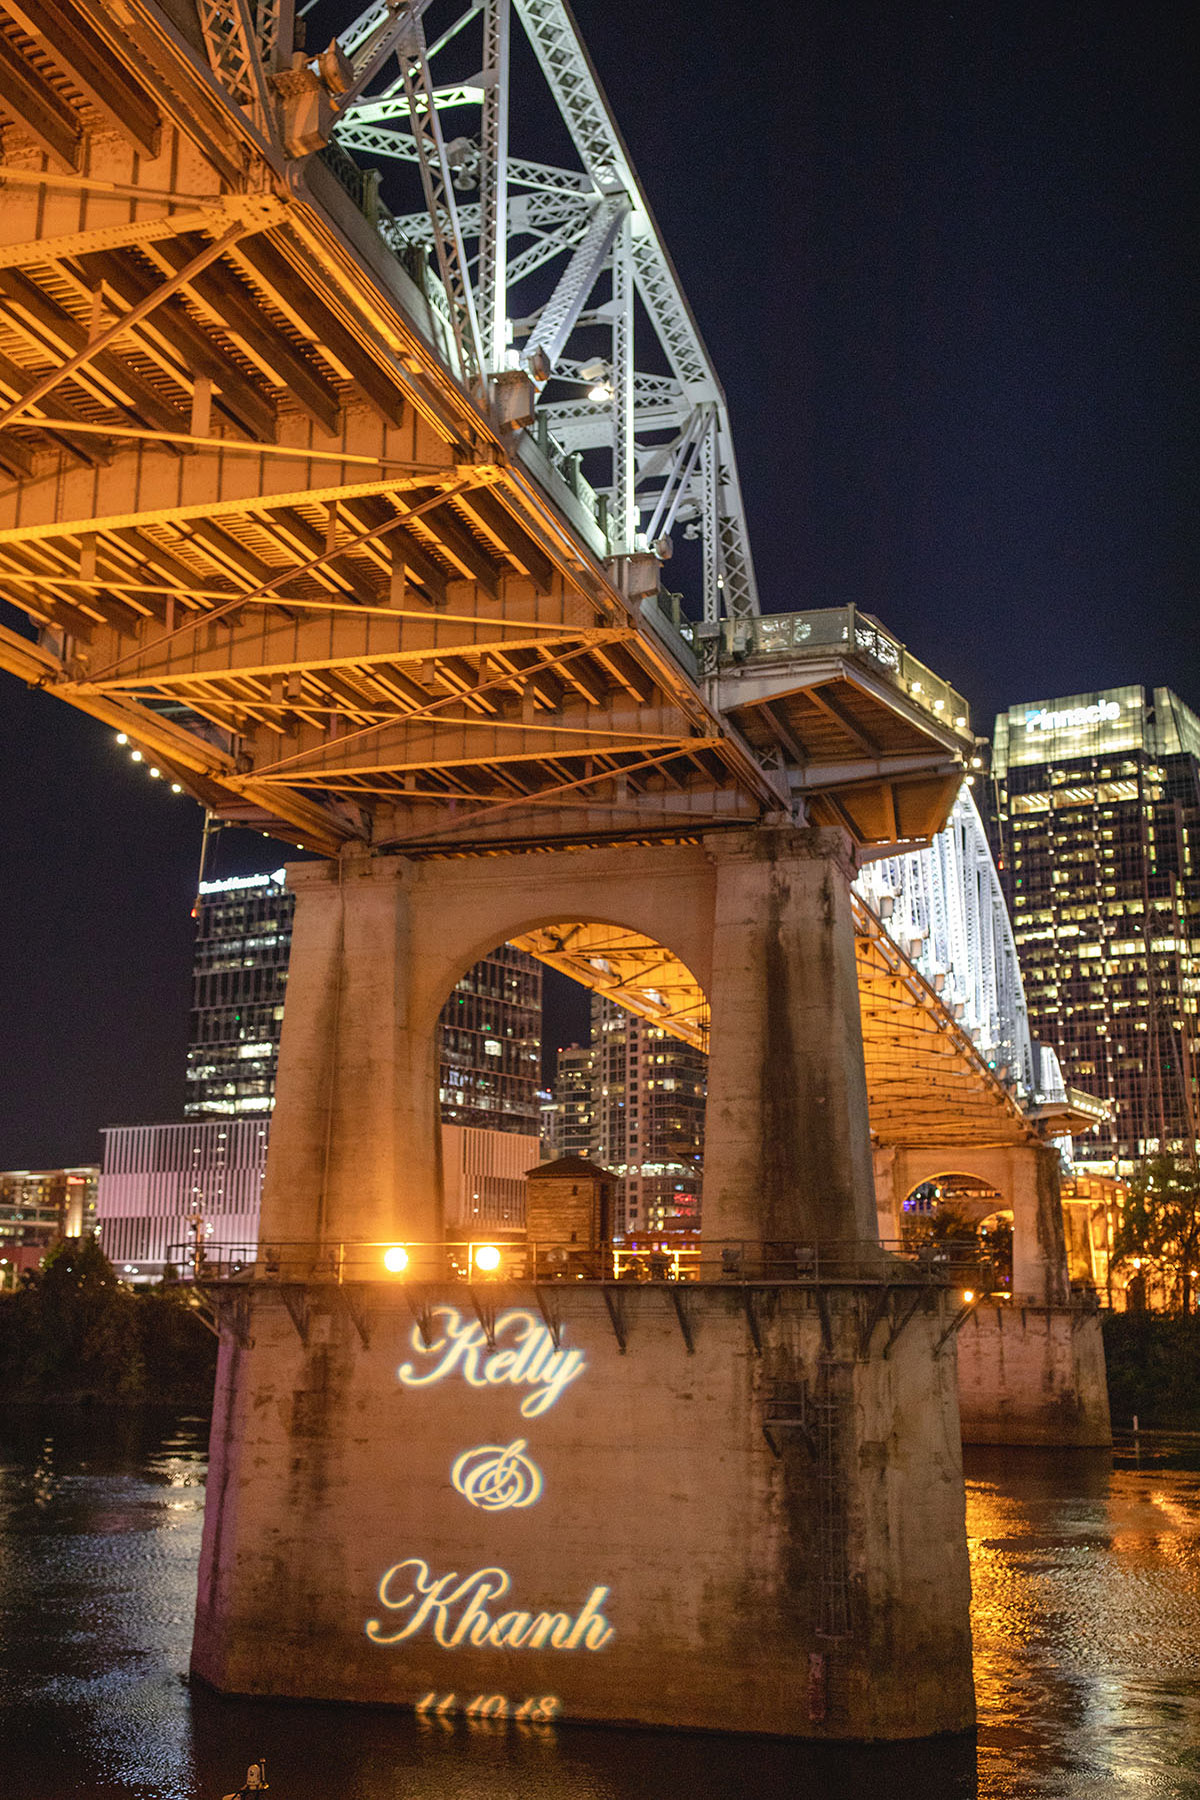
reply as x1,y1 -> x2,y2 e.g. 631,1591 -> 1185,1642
855,786 -> 1038,1103
332,0 -> 761,621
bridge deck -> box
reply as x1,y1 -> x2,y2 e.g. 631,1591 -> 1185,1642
0,0 -> 971,861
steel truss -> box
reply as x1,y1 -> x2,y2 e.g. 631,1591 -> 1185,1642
855,786 -> 1038,1102
332,0 -> 760,619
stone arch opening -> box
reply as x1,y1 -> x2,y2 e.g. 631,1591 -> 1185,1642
431,918 -> 711,1247
900,1173 -> 1012,1294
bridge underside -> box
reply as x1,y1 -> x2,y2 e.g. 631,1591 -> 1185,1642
514,899 -> 1036,1152
0,0 -> 970,866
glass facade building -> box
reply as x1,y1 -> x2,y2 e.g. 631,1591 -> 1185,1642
188,873 -> 541,1135
590,995 -> 706,1236
553,1042 -> 597,1159
187,871 -> 292,1118
438,944 -> 542,1135
992,686 -> 1200,1171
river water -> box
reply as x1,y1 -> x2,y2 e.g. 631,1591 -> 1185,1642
1,1410 -> 1197,1800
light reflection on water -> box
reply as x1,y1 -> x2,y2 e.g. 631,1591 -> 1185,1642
965,1444 -> 1200,1800
0,1412 -> 1197,1799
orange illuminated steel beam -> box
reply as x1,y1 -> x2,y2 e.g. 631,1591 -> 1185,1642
0,0 -> 968,864
511,903 -> 1035,1151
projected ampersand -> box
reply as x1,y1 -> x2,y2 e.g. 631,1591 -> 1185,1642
451,1439 -> 543,1511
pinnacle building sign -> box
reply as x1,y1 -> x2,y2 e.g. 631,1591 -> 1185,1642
1023,698 -> 1123,734
366,1307 -> 612,1687
999,686 -> 1145,773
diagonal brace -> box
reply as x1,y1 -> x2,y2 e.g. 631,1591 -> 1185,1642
0,224 -> 253,434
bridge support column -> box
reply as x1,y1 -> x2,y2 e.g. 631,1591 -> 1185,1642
258,850 -> 444,1259
703,827 -> 879,1248
884,1142 -> 1111,1446
194,833 -> 976,1738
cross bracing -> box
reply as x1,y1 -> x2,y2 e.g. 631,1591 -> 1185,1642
329,0 -> 759,615
0,0 -> 1037,1153
507,903 -> 1036,1150
0,0 -> 970,872
856,787 -> 1037,1100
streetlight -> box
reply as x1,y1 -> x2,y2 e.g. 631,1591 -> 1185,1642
473,1243 -> 502,1275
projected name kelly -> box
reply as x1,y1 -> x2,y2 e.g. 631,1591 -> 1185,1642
366,1560 -> 614,1651
397,1307 -> 586,1418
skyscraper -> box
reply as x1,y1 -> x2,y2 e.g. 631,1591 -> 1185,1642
187,871 -> 541,1134
590,995 -> 706,1236
438,944 -> 542,1135
553,1042 -> 596,1159
991,686 -> 1200,1171
187,871 -> 292,1118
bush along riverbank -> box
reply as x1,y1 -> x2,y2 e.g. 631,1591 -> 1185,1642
0,1236 -> 217,1406
1102,1310 -> 1200,1431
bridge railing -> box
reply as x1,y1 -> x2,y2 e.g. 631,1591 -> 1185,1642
715,606 -> 971,733
163,1237 -> 996,1292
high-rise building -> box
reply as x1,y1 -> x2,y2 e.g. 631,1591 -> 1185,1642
590,996 -> 706,1236
992,686 -> 1200,1171
0,1166 -> 97,1281
187,870 -> 293,1118
554,1042 -> 596,1159
188,870 -> 541,1135
438,944 -> 542,1134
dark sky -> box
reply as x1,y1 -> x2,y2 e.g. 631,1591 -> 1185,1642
1,0 -> 1196,1166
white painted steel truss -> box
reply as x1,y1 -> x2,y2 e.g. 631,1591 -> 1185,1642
855,786 -> 1040,1102
332,0 -> 760,619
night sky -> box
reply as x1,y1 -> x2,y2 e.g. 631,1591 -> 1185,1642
1,0 -> 1196,1167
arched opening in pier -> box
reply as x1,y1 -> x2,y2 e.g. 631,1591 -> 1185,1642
432,922 -> 709,1246
901,1174 -> 1012,1294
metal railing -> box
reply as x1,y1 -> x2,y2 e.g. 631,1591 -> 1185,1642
165,1237 -> 998,1292
715,606 -> 971,735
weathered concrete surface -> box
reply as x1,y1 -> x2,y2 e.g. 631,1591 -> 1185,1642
703,830 -> 879,1247
192,1283 -> 975,1740
262,827 -> 878,1258
956,1303 -> 1112,1446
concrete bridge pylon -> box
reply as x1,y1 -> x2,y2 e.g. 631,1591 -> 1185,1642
261,827 -> 881,1259
874,1143 -> 1112,1447
194,822 -> 977,1739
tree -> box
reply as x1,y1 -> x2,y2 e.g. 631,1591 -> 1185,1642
15,1234 -> 143,1398
1112,1154 -> 1200,1314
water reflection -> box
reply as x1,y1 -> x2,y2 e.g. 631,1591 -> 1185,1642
1,1412 -> 1198,1799
965,1445 -> 1200,1799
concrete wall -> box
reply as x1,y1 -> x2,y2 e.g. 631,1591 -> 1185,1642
193,1282 -> 975,1740
874,1142 -> 1070,1306
956,1303 -> 1111,1446
261,828 -> 880,1260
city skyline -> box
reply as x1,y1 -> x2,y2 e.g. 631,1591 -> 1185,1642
0,0 -> 1196,1167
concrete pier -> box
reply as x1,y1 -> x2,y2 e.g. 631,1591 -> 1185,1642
956,1304 -> 1111,1447
193,1279 -> 974,1738
874,1143 -> 1112,1446
193,829 -> 977,1739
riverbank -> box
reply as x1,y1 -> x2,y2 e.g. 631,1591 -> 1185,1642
1102,1310 -> 1200,1431
0,1237 -> 217,1408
